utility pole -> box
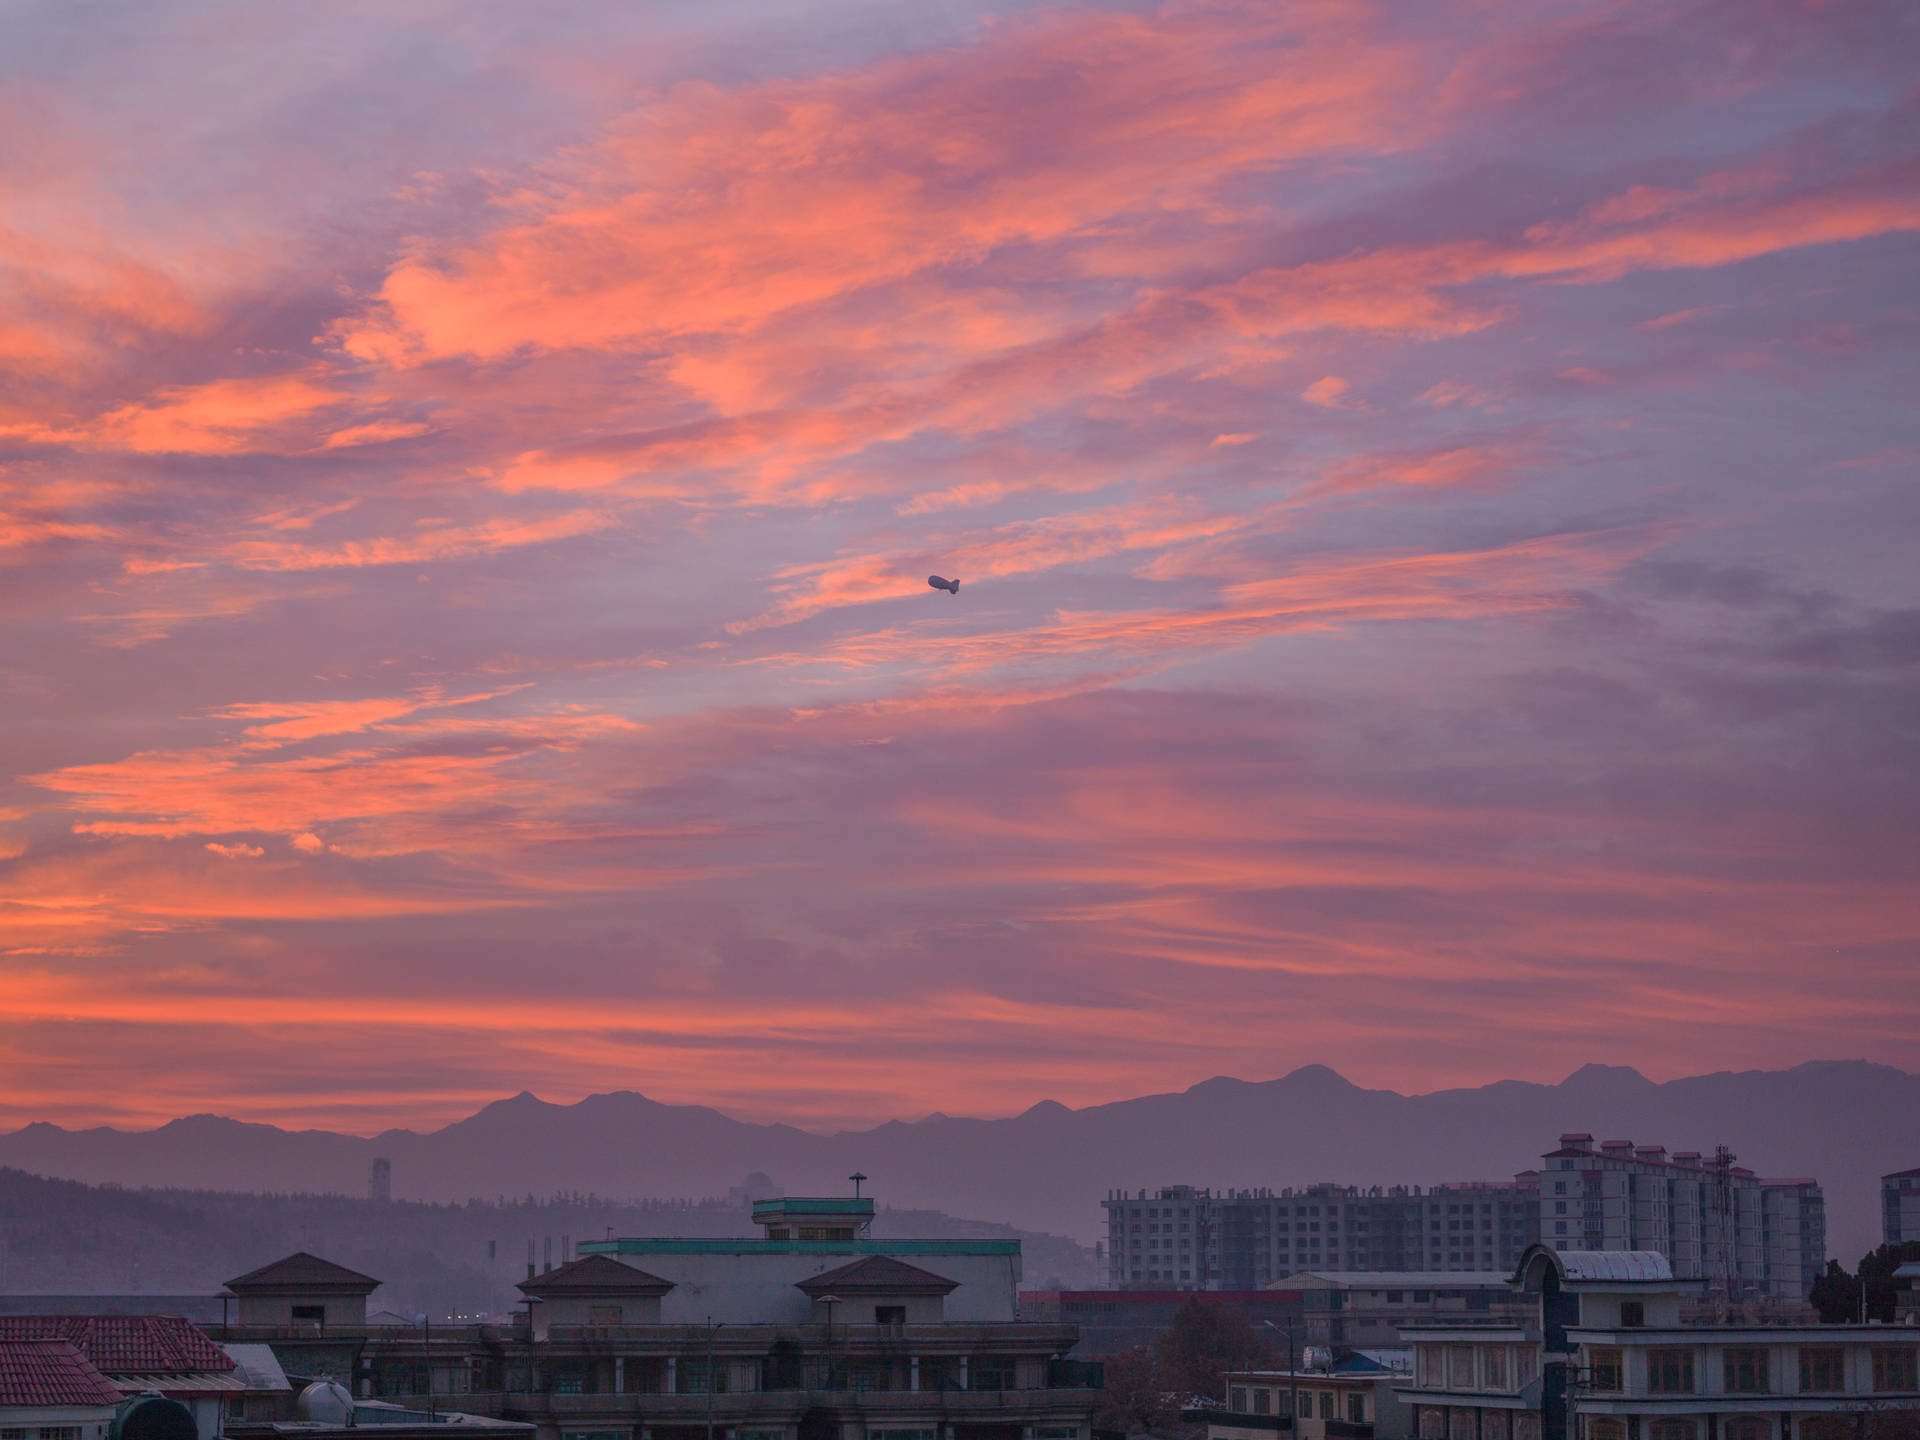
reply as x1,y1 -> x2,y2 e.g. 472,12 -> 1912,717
706,1317 -> 726,1440
1264,1319 -> 1298,1435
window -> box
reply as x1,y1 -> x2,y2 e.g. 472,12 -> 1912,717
973,1357 -> 1017,1391
1799,1348 -> 1846,1393
1484,1348 -> 1507,1389
1254,1389 -> 1271,1415
1872,1347 -> 1917,1393
292,1304 -> 326,1324
39,1430 -> 80,1440
1724,1420 -> 1770,1440
1347,1393 -> 1366,1423
1724,1348 -> 1770,1395
588,1304 -> 623,1325
1589,1422 -> 1626,1440
1231,1388 -> 1248,1413
1449,1347 -> 1475,1388
1588,1348 -> 1623,1393
1619,1301 -> 1644,1328
1319,1392 -> 1333,1420
1419,1347 -> 1444,1387
875,1306 -> 906,1325
1650,1422 -> 1694,1440
1648,1348 -> 1695,1395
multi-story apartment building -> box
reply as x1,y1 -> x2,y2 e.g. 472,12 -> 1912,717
212,1192 -> 1102,1440
1398,1246 -> 1920,1440
1884,1168 -> 1920,1246
1102,1184 -> 1536,1291
1538,1137 -> 1824,1300
1106,1135 -> 1822,1300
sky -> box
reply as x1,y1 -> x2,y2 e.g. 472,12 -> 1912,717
2,0 -> 1917,1136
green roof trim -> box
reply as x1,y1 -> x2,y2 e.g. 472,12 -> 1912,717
751,1198 -> 876,1216
579,1238 -> 1019,1257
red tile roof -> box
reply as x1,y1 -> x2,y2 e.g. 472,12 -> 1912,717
0,1339 -> 126,1408
0,1317 -> 236,1375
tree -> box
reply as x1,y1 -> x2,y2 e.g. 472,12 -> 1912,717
1858,1242 -> 1920,1322
1152,1297 -> 1278,1405
1096,1346 -> 1177,1438
1811,1259 -> 1862,1324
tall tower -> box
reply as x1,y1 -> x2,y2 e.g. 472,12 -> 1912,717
370,1156 -> 392,1204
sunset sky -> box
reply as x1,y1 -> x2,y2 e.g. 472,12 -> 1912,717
3,0 -> 1917,1135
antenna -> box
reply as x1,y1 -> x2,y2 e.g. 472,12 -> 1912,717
849,1172 -> 867,1198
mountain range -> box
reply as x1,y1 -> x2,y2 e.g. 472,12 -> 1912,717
4,1060 -> 1915,1265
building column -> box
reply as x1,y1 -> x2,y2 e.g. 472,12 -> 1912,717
668,1357 -> 678,1394
958,1357 -> 969,1390
910,1357 -> 920,1393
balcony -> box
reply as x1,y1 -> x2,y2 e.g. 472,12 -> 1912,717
493,1388 -> 1097,1423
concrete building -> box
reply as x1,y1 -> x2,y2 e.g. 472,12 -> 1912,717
1396,1246 -> 1920,1440
1206,1354 -> 1414,1440
209,1190 -> 1102,1440
1537,1138 -> 1824,1300
1102,1185 -> 1536,1291
0,1338 -> 124,1440
1884,1169 -> 1920,1247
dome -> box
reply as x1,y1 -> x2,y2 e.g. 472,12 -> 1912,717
299,1380 -> 356,1425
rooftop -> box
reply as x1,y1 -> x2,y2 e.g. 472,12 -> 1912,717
517,1256 -> 674,1297
581,1237 -> 1018,1258
0,1316 -> 237,1375
796,1255 -> 959,1294
0,1339 -> 125,1409
1273,1271 -> 1516,1290
224,1253 -> 381,1293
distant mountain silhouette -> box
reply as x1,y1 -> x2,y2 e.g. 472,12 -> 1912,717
3,1061 -> 1914,1265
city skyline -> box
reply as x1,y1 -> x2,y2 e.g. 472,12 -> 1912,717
2,0 -> 1917,1132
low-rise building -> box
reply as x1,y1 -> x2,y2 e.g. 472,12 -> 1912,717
1202,1354 -> 1414,1440
0,1338 -> 125,1440
0,1315 -> 251,1440
1016,1292 -> 1303,1357
1396,1246 -> 1920,1440
209,1190 -> 1102,1440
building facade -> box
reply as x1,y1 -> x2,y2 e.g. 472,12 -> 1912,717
1399,1246 -> 1920,1440
1884,1171 -> 1920,1247
1107,1137 -> 1824,1300
211,1194 -> 1101,1440
1102,1185 -> 1536,1292
1537,1138 -> 1824,1300
1208,1356 -> 1414,1440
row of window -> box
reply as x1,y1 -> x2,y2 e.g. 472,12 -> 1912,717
1227,1387 -> 1369,1423
0,1429 -> 84,1440
1590,1345 -> 1918,1396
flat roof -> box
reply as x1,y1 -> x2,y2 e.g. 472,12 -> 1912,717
581,1238 -> 1019,1257
1274,1272 -> 1516,1289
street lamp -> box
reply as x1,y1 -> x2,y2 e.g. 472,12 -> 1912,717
1263,1320 -> 1296,1438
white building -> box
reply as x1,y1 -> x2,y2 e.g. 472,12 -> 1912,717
1398,1246 -> 1920,1440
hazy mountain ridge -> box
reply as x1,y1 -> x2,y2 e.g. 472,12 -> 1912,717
3,1061 -> 1914,1264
